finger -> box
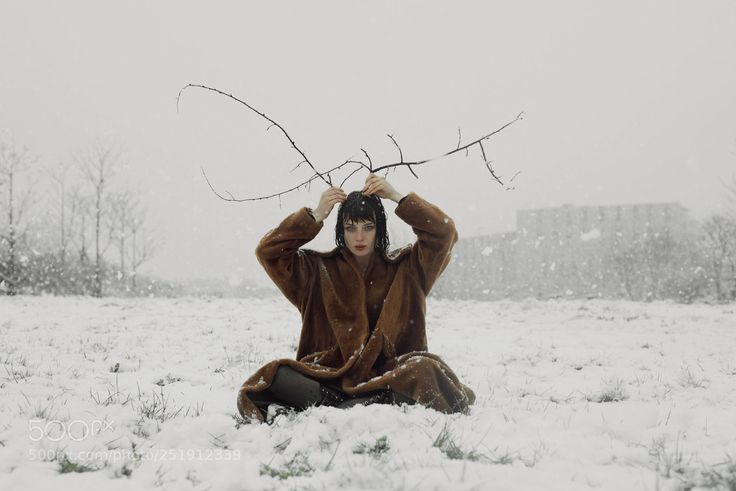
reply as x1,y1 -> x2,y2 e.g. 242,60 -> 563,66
362,178 -> 378,192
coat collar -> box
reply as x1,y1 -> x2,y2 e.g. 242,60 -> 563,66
306,245 -> 413,264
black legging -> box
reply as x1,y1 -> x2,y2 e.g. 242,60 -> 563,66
249,365 -> 414,417
249,366 -> 343,411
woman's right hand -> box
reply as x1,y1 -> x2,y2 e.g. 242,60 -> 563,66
312,187 -> 346,223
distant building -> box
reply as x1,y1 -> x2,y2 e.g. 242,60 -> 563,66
433,202 -> 696,300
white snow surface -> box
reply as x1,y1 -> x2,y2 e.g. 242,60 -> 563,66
1,296 -> 735,490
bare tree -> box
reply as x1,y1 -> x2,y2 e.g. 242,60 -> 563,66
0,135 -> 37,294
701,214 -> 736,301
716,142 -> 736,299
109,188 -> 140,285
47,160 -> 82,268
128,204 -> 156,290
76,142 -> 120,297
75,193 -> 91,265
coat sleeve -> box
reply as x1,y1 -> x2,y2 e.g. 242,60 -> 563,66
255,207 -> 323,308
394,192 -> 458,294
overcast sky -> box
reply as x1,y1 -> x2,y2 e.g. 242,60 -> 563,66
1,1 -> 735,284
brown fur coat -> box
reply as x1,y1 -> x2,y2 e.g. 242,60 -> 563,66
237,192 -> 475,421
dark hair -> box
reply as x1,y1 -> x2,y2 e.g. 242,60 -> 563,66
335,191 -> 389,254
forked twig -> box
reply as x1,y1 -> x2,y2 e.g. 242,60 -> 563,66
178,84 -> 523,201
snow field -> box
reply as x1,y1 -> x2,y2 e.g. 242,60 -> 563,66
0,296 -> 735,490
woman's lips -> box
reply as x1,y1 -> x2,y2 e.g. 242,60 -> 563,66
355,245 -> 366,250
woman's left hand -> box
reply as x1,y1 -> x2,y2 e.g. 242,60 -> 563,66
362,174 -> 404,203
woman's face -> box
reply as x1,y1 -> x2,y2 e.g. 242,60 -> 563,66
343,219 -> 376,258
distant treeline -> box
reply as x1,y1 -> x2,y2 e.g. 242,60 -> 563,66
1,135 -> 155,296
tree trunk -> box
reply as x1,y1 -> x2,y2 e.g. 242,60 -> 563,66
713,259 -> 723,301
131,228 -> 137,289
94,183 -> 102,297
6,169 -> 17,295
119,207 -> 125,286
59,181 -> 66,267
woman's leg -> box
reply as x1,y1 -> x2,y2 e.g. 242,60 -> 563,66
252,366 -> 415,415
261,365 -> 347,410
268,365 -> 324,409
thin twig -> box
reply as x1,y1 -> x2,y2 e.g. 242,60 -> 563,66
386,134 -> 404,163
386,133 -> 417,178
360,148 -> 373,171
372,112 -> 524,175
290,160 -> 308,173
339,165 -> 365,188
201,167 -> 321,202
201,158 -> 370,202
485,161 -> 504,186
177,84 -> 330,185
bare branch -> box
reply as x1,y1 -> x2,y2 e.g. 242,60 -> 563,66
177,84 -> 330,186
339,165 -> 365,189
290,160 -> 308,173
485,161 -> 504,186
386,134 -> 404,163
202,161 -> 347,202
372,112 -> 524,175
386,134 -> 417,179
180,84 -> 524,202
360,148 -> 373,171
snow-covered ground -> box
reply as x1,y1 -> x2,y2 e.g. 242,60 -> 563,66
1,295 -> 735,491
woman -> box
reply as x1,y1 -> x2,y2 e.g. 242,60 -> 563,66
238,174 -> 475,422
